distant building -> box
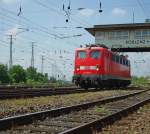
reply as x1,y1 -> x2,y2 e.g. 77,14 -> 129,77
85,23 -> 150,52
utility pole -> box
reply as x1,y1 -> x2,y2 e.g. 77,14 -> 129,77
51,64 -> 53,78
31,42 -> 35,68
8,35 -> 15,69
41,55 -> 44,74
54,60 -> 57,80
8,28 -> 28,69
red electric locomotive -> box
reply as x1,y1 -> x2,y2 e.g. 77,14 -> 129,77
72,45 -> 131,88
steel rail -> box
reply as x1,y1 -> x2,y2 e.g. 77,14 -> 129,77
60,98 -> 150,134
0,89 -> 149,131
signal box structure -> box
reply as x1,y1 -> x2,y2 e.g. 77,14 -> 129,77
85,23 -> 150,52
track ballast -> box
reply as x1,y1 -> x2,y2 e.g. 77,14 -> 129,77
0,89 -> 149,134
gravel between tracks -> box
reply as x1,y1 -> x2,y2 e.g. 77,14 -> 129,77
98,103 -> 150,134
0,90 -> 138,119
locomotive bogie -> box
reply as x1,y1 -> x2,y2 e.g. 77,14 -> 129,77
73,75 -> 131,89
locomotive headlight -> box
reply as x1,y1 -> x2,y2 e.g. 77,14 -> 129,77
96,64 -> 99,71
76,66 -> 80,71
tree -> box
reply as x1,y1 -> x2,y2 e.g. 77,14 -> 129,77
36,72 -> 48,83
9,65 -> 26,83
26,67 -> 37,80
26,67 -> 48,83
0,64 -> 10,84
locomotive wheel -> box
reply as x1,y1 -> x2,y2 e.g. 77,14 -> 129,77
79,83 -> 88,89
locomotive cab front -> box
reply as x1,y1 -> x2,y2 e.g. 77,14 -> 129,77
73,47 -> 104,88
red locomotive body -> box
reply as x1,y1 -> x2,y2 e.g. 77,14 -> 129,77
73,45 -> 131,88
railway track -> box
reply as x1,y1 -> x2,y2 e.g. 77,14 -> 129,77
0,87 -> 85,99
0,89 -> 149,134
0,85 -> 74,89
0,86 -> 140,100
99,103 -> 150,134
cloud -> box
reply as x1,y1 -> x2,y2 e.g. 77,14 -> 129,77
112,8 -> 126,16
6,25 -> 19,35
1,0 -> 17,4
78,8 -> 95,17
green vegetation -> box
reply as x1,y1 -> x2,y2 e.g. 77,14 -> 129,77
9,65 -> 26,83
131,76 -> 149,86
26,67 -> 48,84
94,106 -> 107,113
0,64 -> 10,84
138,104 -> 150,112
0,64 -> 71,87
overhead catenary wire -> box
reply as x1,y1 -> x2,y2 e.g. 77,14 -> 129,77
0,7 -> 81,48
0,40 -> 9,47
0,1 -> 81,76
136,0 -> 149,19
33,0 -> 91,27
0,20 -> 75,58
0,7 -> 81,41
0,16 -> 77,49
51,0 -> 92,26
0,7 -> 73,71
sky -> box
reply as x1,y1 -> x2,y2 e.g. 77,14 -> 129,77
0,0 -> 150,80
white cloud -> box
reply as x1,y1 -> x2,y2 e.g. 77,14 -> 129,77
6,25 -> 19,35
1,0 -> 17,4
79,8 -> 95,17
112,8 -> 126,16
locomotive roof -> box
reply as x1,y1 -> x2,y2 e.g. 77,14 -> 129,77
76,47 -> 129,60
75,47 -> 106,51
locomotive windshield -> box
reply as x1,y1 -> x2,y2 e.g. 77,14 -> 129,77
77,51 -> 86,59
90,50 -> 100,59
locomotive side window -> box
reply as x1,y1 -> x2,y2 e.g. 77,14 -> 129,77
116,55 -> 119,63
123,59 -> 126,65
120,57 -> 123,64
90,51 -> 100,59
126,60 -> 128,66
112,54 -> 115,62
77,51 -> 86,59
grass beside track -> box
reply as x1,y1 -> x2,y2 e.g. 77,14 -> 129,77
0,90 -> 137,119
